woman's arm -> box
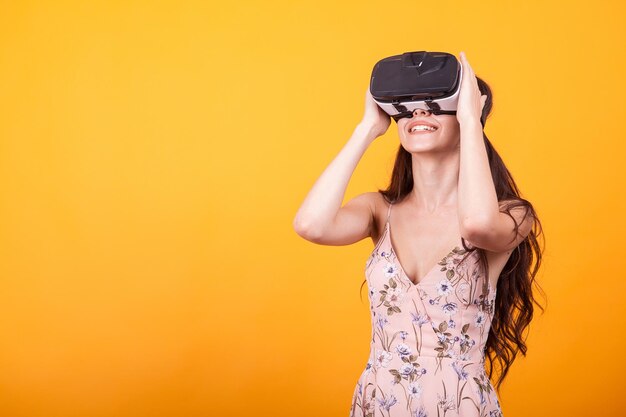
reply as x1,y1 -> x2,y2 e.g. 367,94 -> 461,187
292,122 -> 377,242
293,89 -> 390,244
455,52 -> 533,252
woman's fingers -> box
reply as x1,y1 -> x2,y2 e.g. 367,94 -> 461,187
460,52 -> 480,97
460,51 -> 475,78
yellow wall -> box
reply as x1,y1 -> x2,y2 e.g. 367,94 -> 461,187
1,1 -> 624,416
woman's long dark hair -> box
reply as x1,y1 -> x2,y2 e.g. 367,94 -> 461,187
359,76 -> 546,393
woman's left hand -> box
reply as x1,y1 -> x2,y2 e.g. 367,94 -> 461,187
456,51 -> 487,127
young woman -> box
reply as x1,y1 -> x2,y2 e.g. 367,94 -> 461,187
293,52 -> 545,417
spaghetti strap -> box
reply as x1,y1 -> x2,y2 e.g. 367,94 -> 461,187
386,202 -> 393,223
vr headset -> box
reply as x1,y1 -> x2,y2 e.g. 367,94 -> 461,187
369,51 -> 463,123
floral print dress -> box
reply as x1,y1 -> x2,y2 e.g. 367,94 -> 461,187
349,202 -> 504,417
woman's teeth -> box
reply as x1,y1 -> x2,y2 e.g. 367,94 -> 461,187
410,125 -> 437,133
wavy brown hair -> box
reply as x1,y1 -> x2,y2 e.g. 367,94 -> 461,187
359,76 -> 546,393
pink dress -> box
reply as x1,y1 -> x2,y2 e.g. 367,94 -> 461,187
349,202 -> 504,417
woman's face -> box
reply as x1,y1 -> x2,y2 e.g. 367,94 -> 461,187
396,110 -> 460,153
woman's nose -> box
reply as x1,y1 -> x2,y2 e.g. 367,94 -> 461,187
413,108 -> 432,117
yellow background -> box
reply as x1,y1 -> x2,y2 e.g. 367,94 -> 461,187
1,1 -> 624,416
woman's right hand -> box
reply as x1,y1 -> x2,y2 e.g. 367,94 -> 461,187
359,87 -> 391,138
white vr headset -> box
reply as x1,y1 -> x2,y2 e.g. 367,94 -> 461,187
370,51 -> 466,123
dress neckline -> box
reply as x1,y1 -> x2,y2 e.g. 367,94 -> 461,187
384,203 -> 464,287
